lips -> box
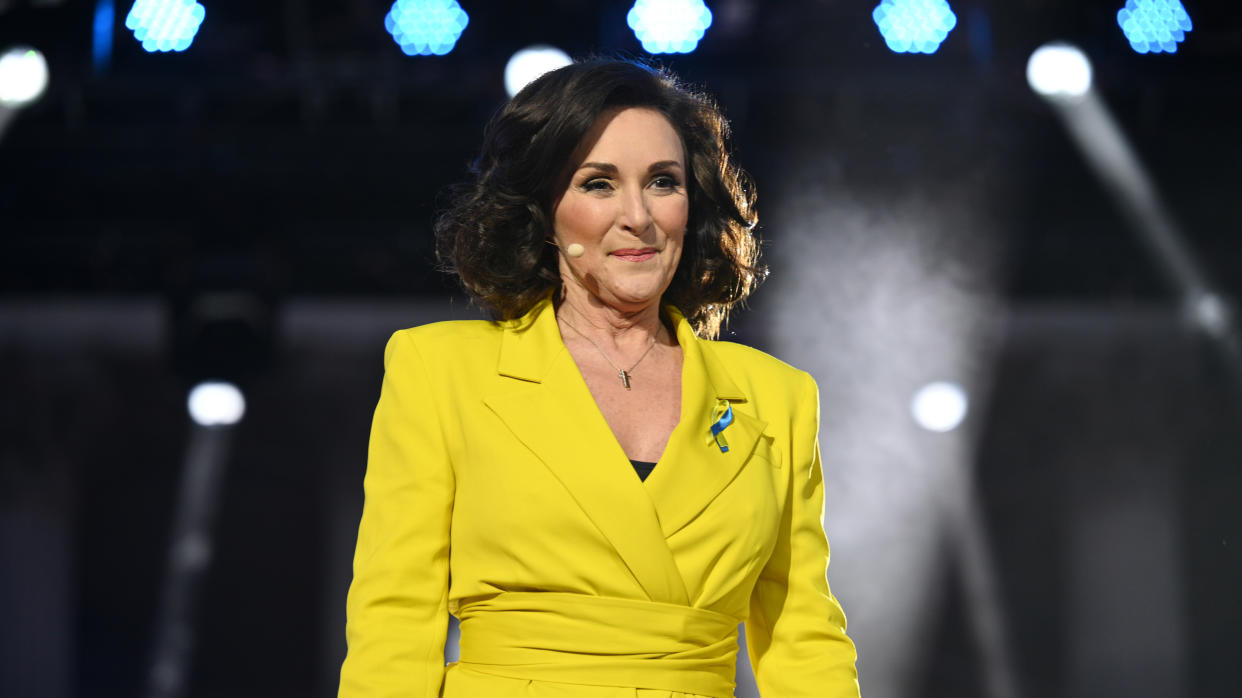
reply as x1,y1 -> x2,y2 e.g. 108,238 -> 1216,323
610,247 -> 657,262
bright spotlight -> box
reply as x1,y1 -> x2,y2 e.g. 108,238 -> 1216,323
504,45 -> 572,99
384,0 -> 470,56
911,381 -> 968,433
872,0 -> 958,55
125,0 -> 206,53
187,381 -> 246,427
627,0 -> 713,54
1186,292 -> 1231,339
1027,43 -> 1093,98
1117,0 -> 1192,54
0,47 -> 49,107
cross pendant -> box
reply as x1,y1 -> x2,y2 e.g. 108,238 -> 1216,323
618,369 -> 631,390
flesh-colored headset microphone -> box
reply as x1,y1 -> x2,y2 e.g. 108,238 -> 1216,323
548,239 -> 585,258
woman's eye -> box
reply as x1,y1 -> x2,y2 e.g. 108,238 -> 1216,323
582,179 -> 612,192
651,175 -> 680,190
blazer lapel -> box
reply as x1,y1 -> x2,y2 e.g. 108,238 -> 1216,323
643,306 -> 768,539
482,297 -> 691,606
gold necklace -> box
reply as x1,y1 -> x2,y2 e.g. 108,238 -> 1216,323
558,315 -> 658,390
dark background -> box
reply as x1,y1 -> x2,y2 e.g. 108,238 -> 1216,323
2,1 -> 1240,697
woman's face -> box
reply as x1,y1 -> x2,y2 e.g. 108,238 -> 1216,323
551,106 -> 689,314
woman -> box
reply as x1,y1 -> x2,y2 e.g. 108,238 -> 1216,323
339,59 -> 860,698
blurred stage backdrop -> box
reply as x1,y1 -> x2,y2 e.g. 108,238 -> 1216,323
2,1 -> 1241,697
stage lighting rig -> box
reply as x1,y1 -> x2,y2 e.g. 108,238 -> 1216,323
1027,43 -> 1093,99
627,0 -> 713,54
384,0 -> 470,56
911,381 -> 969,433
872,0 -> 957,55
504,45 -> 572,98
1117,0 -> 1192,54
186,381 -> 245,427
0,46 -> 48,143
125,0 -> 206,53
0,46 -> 47,107
1028,40 -> 1242,393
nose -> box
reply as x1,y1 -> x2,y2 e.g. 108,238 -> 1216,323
616,186 -> 652,236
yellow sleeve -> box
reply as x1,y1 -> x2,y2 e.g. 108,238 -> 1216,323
746,373 -> 860,697
339,331 -> 454,698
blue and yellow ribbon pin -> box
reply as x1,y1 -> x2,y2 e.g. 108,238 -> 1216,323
709,401 -> 734,453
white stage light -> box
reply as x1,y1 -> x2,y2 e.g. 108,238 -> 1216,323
1186,292 -> 1231,338
504,45 -> 572,98
1027,43 -> 1093,99
0,47 -> 50,107
187,381 -> 246,426
911,381 -> 969,432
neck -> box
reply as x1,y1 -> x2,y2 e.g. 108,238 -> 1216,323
555,285 -> 670,351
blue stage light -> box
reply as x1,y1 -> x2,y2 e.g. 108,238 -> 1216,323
124,0 -> 205,53
872,0 -> 957,55
384,0 -> 470,56
627,0 -> 713,54
94,0 -> 115,72
1117,0 -> 1192,54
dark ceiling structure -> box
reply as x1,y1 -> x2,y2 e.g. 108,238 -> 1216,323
2,0 -> 1239,301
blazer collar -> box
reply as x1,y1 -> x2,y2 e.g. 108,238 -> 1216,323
496,293 -> 746,403
494,292 -> 561,384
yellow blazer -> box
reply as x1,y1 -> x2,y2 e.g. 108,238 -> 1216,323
339,295 -> 859,698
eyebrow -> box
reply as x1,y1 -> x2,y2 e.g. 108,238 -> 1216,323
577,160 -> 684,174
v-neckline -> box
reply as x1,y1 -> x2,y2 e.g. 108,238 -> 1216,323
554,310 -> 687,484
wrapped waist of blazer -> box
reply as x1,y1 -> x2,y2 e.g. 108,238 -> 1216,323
455,591 -> 739,697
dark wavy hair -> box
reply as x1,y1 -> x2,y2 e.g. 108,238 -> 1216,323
434,58 -> 764,339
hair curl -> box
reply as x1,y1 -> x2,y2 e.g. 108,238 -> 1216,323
434,58 -> 764,339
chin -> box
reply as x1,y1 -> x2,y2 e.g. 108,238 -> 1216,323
604,288 -> 666,309
590,270 -> 675,309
